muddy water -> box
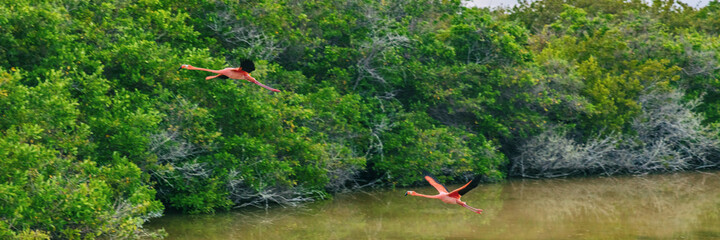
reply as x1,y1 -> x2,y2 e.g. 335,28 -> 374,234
146,171 -> 720,239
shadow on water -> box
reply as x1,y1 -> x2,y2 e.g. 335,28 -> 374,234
146,171 -> 720,239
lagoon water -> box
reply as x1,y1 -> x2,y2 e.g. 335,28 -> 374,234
146,171 -> 720,239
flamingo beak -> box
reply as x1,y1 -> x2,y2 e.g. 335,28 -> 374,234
177,65 -> 183,70
404,191 -> 409,196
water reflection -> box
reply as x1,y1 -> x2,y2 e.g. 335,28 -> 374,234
487,172 -> 720,239
146,171 -> 720,239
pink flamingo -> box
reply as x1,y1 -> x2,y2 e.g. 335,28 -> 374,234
405,172 -> 484,214
178,60 -> 280,92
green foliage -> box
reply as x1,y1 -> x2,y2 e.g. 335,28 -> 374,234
507,0 -> 720,175
377,111 -> 506,185
2,0 -> 720,237
0,68 -> 163,239
694,1 -> 720,33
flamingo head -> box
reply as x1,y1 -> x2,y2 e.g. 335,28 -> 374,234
178,64 -> 190,70
404,191 -> 415,196
475,209 -> 484,214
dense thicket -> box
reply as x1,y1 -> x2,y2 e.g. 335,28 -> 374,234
1,0 -> 719,238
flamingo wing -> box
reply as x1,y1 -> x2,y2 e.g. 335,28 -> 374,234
449,175 -> 482,198
205,74 -> 228,80
240,59 -> 255,73
422,171 -> 448,194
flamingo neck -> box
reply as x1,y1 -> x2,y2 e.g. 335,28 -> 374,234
186,66 -> 221,74
411,192 -> 440,199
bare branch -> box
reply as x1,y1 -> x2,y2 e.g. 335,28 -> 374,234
512,89 -> 720,178
207,4 -> 285,61
226,170 -> 324,210
353,29 -> 410,90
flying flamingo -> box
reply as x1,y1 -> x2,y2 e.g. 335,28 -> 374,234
178,59 -> 280,92
405,172 -> 484,214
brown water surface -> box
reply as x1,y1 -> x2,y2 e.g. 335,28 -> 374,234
146,171 -> 720,239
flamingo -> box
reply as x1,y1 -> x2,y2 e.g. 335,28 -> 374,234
405,172 -> 484,214
178,59 -> 280,92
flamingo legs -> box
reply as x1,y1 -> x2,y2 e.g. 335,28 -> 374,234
250,80 -> 281,92
460,202 -> 483,214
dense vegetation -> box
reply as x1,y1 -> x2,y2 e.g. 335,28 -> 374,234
1,0 -> 719,238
